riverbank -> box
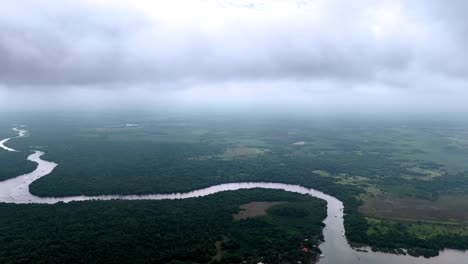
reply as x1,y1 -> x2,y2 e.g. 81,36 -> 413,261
0,128 -> 467,263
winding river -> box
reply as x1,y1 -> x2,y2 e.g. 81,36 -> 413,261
0,128 -> 466,263
0,128 -> 26,152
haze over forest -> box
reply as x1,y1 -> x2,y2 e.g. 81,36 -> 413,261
1,0 -> 468,113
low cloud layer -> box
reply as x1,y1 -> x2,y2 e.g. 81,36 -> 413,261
1,0 -> 467,111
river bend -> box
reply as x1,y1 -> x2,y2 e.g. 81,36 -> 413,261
0,128 -> 466,264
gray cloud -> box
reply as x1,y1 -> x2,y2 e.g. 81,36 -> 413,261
0,0 -> 467,112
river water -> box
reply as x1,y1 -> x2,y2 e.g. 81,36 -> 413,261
0,128 -> 26,152
0,128 -> 466,263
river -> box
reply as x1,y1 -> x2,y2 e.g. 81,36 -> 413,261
0,128 -> 26,152
0,128 -> 466,263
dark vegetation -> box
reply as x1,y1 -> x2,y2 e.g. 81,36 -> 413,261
0,189 -> 326,264
0,126 -> 36,181
2,112 -> 468,259
366,219 -> 468,258
0,151 -> 36,181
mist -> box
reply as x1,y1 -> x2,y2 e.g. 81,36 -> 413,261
1,0 -> 467,113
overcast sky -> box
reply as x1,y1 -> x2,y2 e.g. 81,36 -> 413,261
1,0 -> 467,112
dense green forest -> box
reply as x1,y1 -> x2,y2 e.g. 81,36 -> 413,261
0,189 -> 326,264
0,125 -> 37,181
0,151 -> 36,181
2,112 -> 468,259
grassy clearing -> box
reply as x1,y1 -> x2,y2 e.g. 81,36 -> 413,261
292,141 -> 306,145
406,222 -> 468,239
401,166 -> 443,181
233,201 -> 287,220
312,170 -> 369,186
360,194 -> 468,223
367,217 -> 468,239
335,175 -> 369,185
312,170 -> 330,177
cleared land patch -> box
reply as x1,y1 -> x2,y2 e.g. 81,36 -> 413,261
312,170 -> 330,177
233,201 -> 287,220
292,141 -> 306,145
360,194 -> 468,223
312,170 -> 369,186
400,165 -> 444,181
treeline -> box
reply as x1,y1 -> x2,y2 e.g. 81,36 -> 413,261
363,220 -> 468,257
28,137 -> 370,198
0,151 -> 36,181
0,189 -> 326,264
